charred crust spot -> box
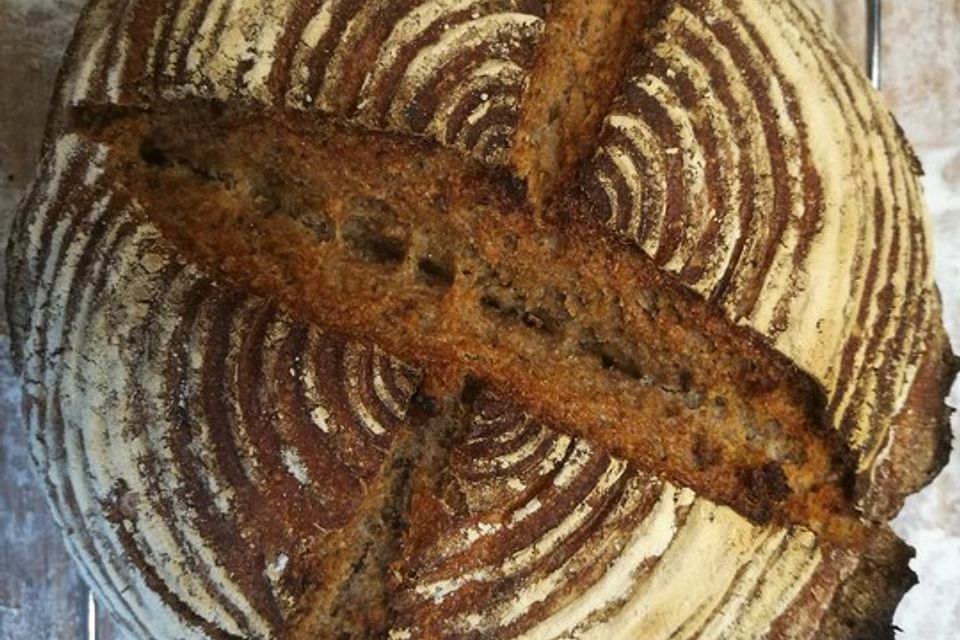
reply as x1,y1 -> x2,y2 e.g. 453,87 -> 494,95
578,331 -> 646,380
341,198 -> 409,265
402,103 -> 430,133
416,254 -> 455,288
410,391 -> 440,418
691,434 -> 722,471
293,208 -> 335,242
737,358 -> 779,396
490,167 -> 528,203
139,139 -> 171,167
459,375 -> 487,409
738,462 -> 791,521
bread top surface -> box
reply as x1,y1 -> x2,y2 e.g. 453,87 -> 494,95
390,389 -> 869,640
3,134 -> 917,638
5,0 -> 955,638
48,0 -> 949,498
8,130 -> 430,638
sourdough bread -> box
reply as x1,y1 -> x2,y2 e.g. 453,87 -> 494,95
5,0 -> 954,638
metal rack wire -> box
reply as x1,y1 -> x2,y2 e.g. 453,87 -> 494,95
867,0 -> 882,88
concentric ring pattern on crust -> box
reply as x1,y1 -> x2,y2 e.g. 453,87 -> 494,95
5,0 -> 954,638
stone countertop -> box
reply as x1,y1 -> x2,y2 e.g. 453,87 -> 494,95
1,1 -> 958,638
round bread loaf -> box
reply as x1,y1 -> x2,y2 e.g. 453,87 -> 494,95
5,0 -> 955,638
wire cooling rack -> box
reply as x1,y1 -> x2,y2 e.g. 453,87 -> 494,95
867,0 -> 882,88
65,1 -> 885,637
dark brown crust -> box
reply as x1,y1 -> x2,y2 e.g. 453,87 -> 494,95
812,528 -> 917,640
858,291 -> 956,520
